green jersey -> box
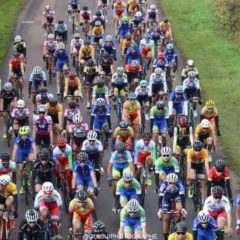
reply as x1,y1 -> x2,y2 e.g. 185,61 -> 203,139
116,178 -> 141,195
150,106 -> 169,119
92,86 -> 109,98
155,156 -> 179,174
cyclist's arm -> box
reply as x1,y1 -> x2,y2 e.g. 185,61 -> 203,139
49,122 -> 54,145
13,193 -> 18,214
31,142 -> 37,160
90,170 -> 98,188
68,149 -> 73,170
64,78 -> 70,96
225,179 -> 233,203
12,144 -> 18,162
58,104 -> 63,129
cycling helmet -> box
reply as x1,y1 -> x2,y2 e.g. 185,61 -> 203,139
3,82 -> 13,91
142,132 -> 152,139
57,42 -> 65,50
39,148 -> 50,160
150,4 -> 156,10
188,71 -> 196,78
163,17 -> 169,23
175,85 -> 184,94
84,39 -> 91,45
51,236 -> 63,240
206,100 -> 215,108
154,67 -> 162,75
33,66 -> 42,75
45,5 -> 50,10
83,6 -> 88,11
87,59 -> 95,67
93,220 -> 105,232
102,52 -> 109,59
166,43 -> 174,50
13,52 -> 20,58
198,210 -> 210,223
178,115 -> 189,128
212,186 -> 223,198
72,114 -> 82,124
96,98 -> 105,106
176,221 -> 187,233
17,99 -> 25,108
193,140 -> 203,151
201,119 -> 210,128
106,35 -> 113,41
68,101 -> 77,109
42,181 -> 54,192
125,33 -> 131,41
38,88 -> 48,95
57,137 -> 67,148
1,153 -> 10,161
157,52 -> 164,59
97,79 -> 105,87
95,10 -> 101,16
87,130 -> 98,141
144,34 -> 151,40
49,96 -> 57,106
25,209 -> 39,223
116,67 -> 124,75
48,33 -> 54,40
37,104 -> 46,113
187,59 -> 194,67
94,20 -> 101,26
131,43 -> 138,50
156,100 -> 165,109
140,79 -> 148,87
122,15 -> 129,22
166,173 -> 178,183
161,146 -> 172,156
128,92 -> 137,100
0,175 -> 10,186
14,35 -> 22,43
74,33 -> 81,38
115,143 -> 126,152
119,121 -> 128,129
69,71 -> 77,79
135,11 -> 142,17
215,159 -> 225,172
127,199 -> 139,212
77,190 -> 88,201
123,171 -> 134,182
77,151 -> 88,162
19,126 -> 29,135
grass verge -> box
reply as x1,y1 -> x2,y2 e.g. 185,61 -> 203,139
161,0 -> 240,172
0,0 -> 27,65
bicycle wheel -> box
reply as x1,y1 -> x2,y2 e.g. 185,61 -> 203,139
60,74 -> 64,102
116,97 -> 122,122
72,15 -> 75,33
23,172 -> 29,205
139,169 -> 146,207
61,178 -> 71,213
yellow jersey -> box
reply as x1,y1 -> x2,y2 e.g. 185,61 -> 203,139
45,103 -> 63,116
79,45 -> 94,57
168,232 -> 193,240
187,148 -> 208,164
194,123 -> 215,139
64,77 -> 82,97
91,26 -> 104,37
69,198 -> 94,218
114,126 -> 134,139
0,182 -> 17,198
123,100 -> 141,115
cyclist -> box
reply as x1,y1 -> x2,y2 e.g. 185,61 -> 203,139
34,182 -> 62,236
18,209 -> 44,240
119,199 -> 147,240
126,43 -> 142,65
134,132 -> 156,183
80,6 -> 92,36
53,137 -> 73,190
28,66 -> 47,104
150,100 -> 169,147
42,5 -> 56,34
32,148 -> 55,194
69,190 -> 96,236
113,0 -> 126,36
127,0 -> 140,18
152,52 -> 168,72
181,59 -> 200,83
64,71 -> 82,102
70,32 -> 84,57
120,33 -> 133,59
92,10 -> 106,31
68,0 -> 80,16
32,104 -> 53,151
146,4 -> 159,29
207,159 -> 233,203
159,17 -> 173,41
201,100 -> 221,136
89,220 -> 112,240
0,82 -> 18,138
155,147 -> 179,189
122,92 -> 142,139
203,186 -> 233,238
71,151 -> 98,198
168,221 -> 193,240
13,35 -> 27,58
101,35 -> 117,61
187,140 -> 209,204
90,98 -> 112,145
125,59 -> 142,85
53,42 -> 69,95
91,20 -> 105,45
164,43 -> 178,79
157,173 -> 187,240
131,11 -> 145,41
11,99 -> 30,137
12,126 -> 37,194
236,194 -> 240,232
112,121 -> 135,152
35,88 -> 53,106
54,20 -> 68,44
0,153 -> 16,179
98,52 -> 114,81
118,15 -> 131,42
92,78 -> 110,106
192,210 -> 218,240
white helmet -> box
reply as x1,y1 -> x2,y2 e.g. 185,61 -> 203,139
188,71 -> 196,78
42,181 -> 54,192
74,33 -> 81,38
72,114 -> 82,124
154,67 -> 162,75
37,104 -> 46,113
166,173 -> 178,183
48,33 -> 54,40
57,42 -> 65,50
87,130 -> 98,141
96,98 -> 105,107
136,11 -> 142,17
127,199 -> 139,212
201,119 -> 210,128
123,171 -> 134,182
106,35 -> 113,41
161,146 -> 172,156
33,66 -> 42,74
150,4 -> 156,10
0,174 -> 11,186
45,5 -> 50,10
187,59 -> 194,67
17,99 -> 25,108
25,209 -> 39,223
14,35 -> 22,43
198,210 -> 210,223
4,82 -> 13,91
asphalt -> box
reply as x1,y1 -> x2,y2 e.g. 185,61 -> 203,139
0,0 -> 239,239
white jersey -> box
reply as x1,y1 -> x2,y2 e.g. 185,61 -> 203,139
70,38 -> 84,54
149,72 -> 167,93
53,144 -> 72,162
34,189 -> 63,208
81,139 -> 103,152
0,160 -> 16,171
139,39 -> 155,50
203,195 -> 231,214
135,85 -> 151,97
70,122 -> 89,138
183,78 -> 200,91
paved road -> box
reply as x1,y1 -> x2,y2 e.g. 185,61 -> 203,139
0,0 -> 239,239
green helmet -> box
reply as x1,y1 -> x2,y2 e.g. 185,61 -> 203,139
140,80 -> 148,87
122,15 -> 129,22
128,92 -> 137,100
167,43 -> 174,50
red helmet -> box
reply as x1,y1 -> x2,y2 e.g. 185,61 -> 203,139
178,115 -> 189,128
157,52 -> 164,59
57,137 -> 67,148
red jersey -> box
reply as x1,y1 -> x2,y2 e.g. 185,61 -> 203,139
208,166 -> 230,183
9,57 -> 24,69
125,64 -> 142,73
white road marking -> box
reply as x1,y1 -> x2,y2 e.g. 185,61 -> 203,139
22,21 -> 34,23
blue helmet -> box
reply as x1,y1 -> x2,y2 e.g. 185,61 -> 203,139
144,34 -> 151,40
131,43 -> 138,50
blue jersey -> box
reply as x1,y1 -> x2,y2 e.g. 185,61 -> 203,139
131,17 -> 145,27
169,92 -> 187,104
236,194 -> 240,205
126,49 -> 141,64
54,23 -> 68,33
29,71 -> 47,89
119,22 -> 131,33
54,49 -> 69,64
73,160 -> 94,179
91,105 -> 110,119
15,135 -> 34,150
101,42 -> 116,55
164,48 -> 177,64
159,180 -> 184,197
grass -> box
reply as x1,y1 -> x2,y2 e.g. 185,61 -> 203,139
0,0 -> 27,65
161,0 -> 240,172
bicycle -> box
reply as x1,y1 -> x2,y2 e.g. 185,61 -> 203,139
43,217 -> 53,240
115,95 -> 123,122
162,210 -> 182,234
46,54 -> 55,85
23,160 -> 32,205
10,75 -> 23,99
71,10 -> 77,34
59,70 -> 66,102
5,108 -> 12,148
141,56 -> 150,80
0,208 -> 15,239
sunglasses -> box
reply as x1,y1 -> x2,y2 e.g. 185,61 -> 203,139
169,182 -> 175,185
213,195 -> 221,199
143,138 -> 150,141
20,134 -> 28,136
129,211 -> 137,214
163,155 -> 169,157
177,232 -> 185,235
28,221 -> 37,224
124,181 -> 132,184
78,161 -> 87,164
41,159 -> 48,161
39,112 -> 45,114
89,140 -> 95,142
176,93 -> 183,95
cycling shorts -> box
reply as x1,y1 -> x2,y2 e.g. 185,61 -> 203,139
191,162 -> 204,175
162,192 -> 181,211
209,209 -> 226,221
112,164 -> 130,179
93,118 -> 108,131
124,216 -> 142,234
120,189 -> 138,204
39,201 -> 60,220
16,148 -> 34,164
73,212 -> 93,232
173,103 -> 183,115
119,31 -> 130,40
123,112 -> 140,126
55,61 -> 67,72
152,118 -> 168,133
76,176 -> 94,188
152,83 -> 164,95
67,86 -> 78,96
137,151 -> 152,167
114,87 -> 127,96
35,134 -> 50,147
159,166 -> 175,176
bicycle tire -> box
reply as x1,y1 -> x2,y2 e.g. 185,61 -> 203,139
72,16 -> 75,34
60,73 -> 64,102
61,178 -> 71,213
2,220 -> 10,240
24,172 -> 29,205
116,97 -> 122,122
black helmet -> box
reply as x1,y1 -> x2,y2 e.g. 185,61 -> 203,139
77,190 -> 88,201
83,6 -> 88,11
163,17 -> 168,23
176,221 -> 187,233
84,39 -> 91,45
142,132 -> 152,139
58,20 -> 64,24
215,159 -> 225,172
68,101 -> 77,109
87,59 -> 95,67
38,88 -> 48,95
119,121 -> 128,129
115,143 -> 126,152
102,52 -> 109,59
156,100 -> 165,110
13,52 -> 20,58
48,96 -> 57,106
193,140 -> 203,151
93,220 -> 105,232
39,148 -> 50,160
77,151 -> 88,162
96,10 -> 101,16
97,79 -> 105,87
1,153 -> 10,161
212,186 -> 223,198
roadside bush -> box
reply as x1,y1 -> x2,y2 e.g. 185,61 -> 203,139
214,0 -> 240,33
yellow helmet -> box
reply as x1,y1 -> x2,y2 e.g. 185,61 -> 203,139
205,100 -> 215,108
19,126 -> 30,135
159,22 -> 165,28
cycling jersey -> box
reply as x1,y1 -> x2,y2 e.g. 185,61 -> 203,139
168,92 -> 188,116
54,23 -> 67,33
79,45 -> 94,57
183,78 -> 200,91
149,72 -> 167,94
0,89 -> 18,104
0,160 -> 16,175
44,40 -> 58,53
70,39 -> 83,53
33,115 -> 52,135
82,139 -> 103,154
135,85 -> 151,98
155,156 -> 179,175
70,122 -> 89,140
126,48 -> 141,65
150,106 -> 168,132
84,66 -> 98,76
112,73 -> 128,87
13,41 -> 27,56
91,26 -> 104,36
187,148 -> 208,164
9,57 -> 24,70
194,123 -> 215,139
164,48 -> 177,64
208,166 -> 230,182
168,232 -> 193,240
18,219 -> 43,240
131,16 -> 145,27
116,178 -> 141,196
147,9 -> 158,20
69,198 -> 94,217
92,86 -> 109,101
53,144 -> 73,170
113,127 -> 134,141
53,49 -> 69,71
35,93 -> 53,105
114,2 -> 126,17
29,71 -> 47,89
80,10 -> 91,20
139,39 -> 155,57
15,134 -> 34,149
45,103 -> 63,116
64,108 -> 81,123
110,150 -> 133,168
99,58 -> 113,74
11,107 -> 29,121
91,105 -> 110,131
118,21 -> 131,39
0,182 -> 17,198
123,100 -> 141,116
181,66 -> 199,80
64,76 -> 82,97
